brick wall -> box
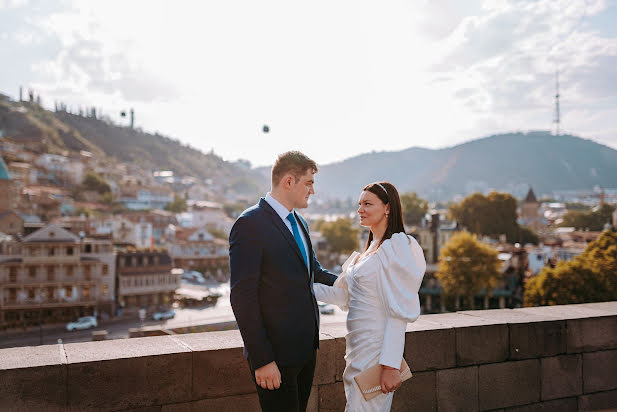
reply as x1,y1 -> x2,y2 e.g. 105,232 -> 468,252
1,302 -> 616,411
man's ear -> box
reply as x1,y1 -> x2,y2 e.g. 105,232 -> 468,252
282,174 -> 294,190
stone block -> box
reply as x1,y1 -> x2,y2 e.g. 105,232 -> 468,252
0,344 -> 67,411
436,366 -> 478,411
578,389 -> 617,411
422,312 -> 509,366
567,316 -> 617,353
510,321 -> 567,360
583,350 -> 617,393
504,397 -> 577,412
173,332 -> 255,400
314,336 -> 337,385
540,355 -> 582,400
188,393 -> 261,411
320,323 -> 347,382
404,319 -> 455,371
319,381 -> 346,412
65,336 -> 192,410
457,324 -> 509,366
307,385 -> 318,412
392,370 -> 436,412
479,359 -> 540,410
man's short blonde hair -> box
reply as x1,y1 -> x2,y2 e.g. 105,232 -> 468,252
271,151 -> 318,187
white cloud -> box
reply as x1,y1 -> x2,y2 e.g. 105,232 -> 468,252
2,0 -> 616,166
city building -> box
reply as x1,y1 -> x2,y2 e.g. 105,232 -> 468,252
166,226 -> 229,281
116,185 -> 174,210
0,224 -> 115,329
0,210 -> 24,235
0,155 -> 19,211
519,187 -> 545,231
115,250 -> 180,315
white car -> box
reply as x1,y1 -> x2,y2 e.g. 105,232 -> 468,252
153,309 -> 175,321
66,316 -> 97,331
318,303 -> 335,315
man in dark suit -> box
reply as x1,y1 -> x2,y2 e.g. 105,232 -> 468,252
230,151 -> 338,412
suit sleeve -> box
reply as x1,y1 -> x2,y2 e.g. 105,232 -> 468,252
229,216 -> 274,369
312,250 -> 338,286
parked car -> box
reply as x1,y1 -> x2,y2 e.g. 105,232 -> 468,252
318,303 -> 335,315
181,270 -> 206,284
152,309 -> 175,321
66,316 -> 97,331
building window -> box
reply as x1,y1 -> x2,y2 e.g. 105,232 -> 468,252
47,266 -> 55,281
48,247 -> 55,256
67,247 -> 73,256
9,267 -> 18,282
49,231 -> 55,238
102,264 -> 109,275
83,286 -> 90,299
9,288 -> 17,302
102,283 -> 109,297
29,266 -> 36,277
47,287 -> 54,299
153,255 -> 159,265
84,244 -> 92,253
84,265 -> 91,280
65,286 -> 73,298
28,288 -> 36,299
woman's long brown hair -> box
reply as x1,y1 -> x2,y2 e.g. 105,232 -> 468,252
362,181 -> 406,253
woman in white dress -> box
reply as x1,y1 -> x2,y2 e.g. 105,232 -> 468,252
314,182 -> 426,411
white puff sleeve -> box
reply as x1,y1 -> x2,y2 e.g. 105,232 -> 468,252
375,233 -> 426,368
313,251 -> 358,311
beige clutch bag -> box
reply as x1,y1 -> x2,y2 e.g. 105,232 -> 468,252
353,359 -> 412,401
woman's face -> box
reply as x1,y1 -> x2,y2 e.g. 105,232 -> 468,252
357,190 -> 389,229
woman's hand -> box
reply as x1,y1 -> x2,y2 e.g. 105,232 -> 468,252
380,365 -> 402,393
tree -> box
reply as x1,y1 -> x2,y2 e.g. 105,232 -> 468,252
449,192 -> 519,242
400,192 -> 428,227
436,231 -> 502,309
165,194 -> 187,213
524,260 -> 612,306
82,171 -> 111,194
524,230 -> 617,306
319,218 -> 360,256
559,204 -> 616,231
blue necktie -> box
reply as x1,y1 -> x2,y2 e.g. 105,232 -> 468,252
287,212 -> 309,269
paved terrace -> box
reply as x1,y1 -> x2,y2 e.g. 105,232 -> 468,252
1,302 -> 617,411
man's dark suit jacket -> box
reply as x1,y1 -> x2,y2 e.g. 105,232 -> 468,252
229,198 -> 338,370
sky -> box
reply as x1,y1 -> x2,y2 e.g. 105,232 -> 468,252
1,0 -> 617,167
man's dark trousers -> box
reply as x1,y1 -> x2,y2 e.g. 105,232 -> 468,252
250,350 -> 317,412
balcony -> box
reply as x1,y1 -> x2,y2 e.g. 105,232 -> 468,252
1,302 -> 617,410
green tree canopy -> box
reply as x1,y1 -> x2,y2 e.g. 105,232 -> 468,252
400,192 -> 429,227
449,192 -> 520,242
436,231 -> 502,309
559,203 -> 616,231
319,218 -> 360,256
524,230 -> 617,306
81,171 -> 111,194
165,194 -> 187,213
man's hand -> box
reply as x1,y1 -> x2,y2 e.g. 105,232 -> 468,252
380,365 -> 402,394
255,361 -> 282,390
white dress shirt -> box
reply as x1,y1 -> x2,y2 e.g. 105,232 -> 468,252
265,192 -> 311,276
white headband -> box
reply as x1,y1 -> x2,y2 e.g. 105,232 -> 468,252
375,183 -> 388,196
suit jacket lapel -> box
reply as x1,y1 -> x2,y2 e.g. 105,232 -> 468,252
259,199 -> 307,268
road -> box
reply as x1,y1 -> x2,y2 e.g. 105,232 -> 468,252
0,282 -> 347,349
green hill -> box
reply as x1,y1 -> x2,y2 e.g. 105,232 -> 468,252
317,131 -> 617,200
0,96 -> 267,195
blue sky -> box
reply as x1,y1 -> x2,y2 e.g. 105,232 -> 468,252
1,0 -> 616,166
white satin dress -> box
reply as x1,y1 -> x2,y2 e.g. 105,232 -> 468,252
314,233 -> 426,411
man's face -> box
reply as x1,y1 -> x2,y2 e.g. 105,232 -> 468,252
289,169 -> 315,209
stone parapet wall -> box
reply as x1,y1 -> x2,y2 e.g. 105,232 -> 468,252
1,302 -> 616,411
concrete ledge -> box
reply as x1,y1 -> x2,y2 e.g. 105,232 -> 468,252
1,302 -> 617,411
